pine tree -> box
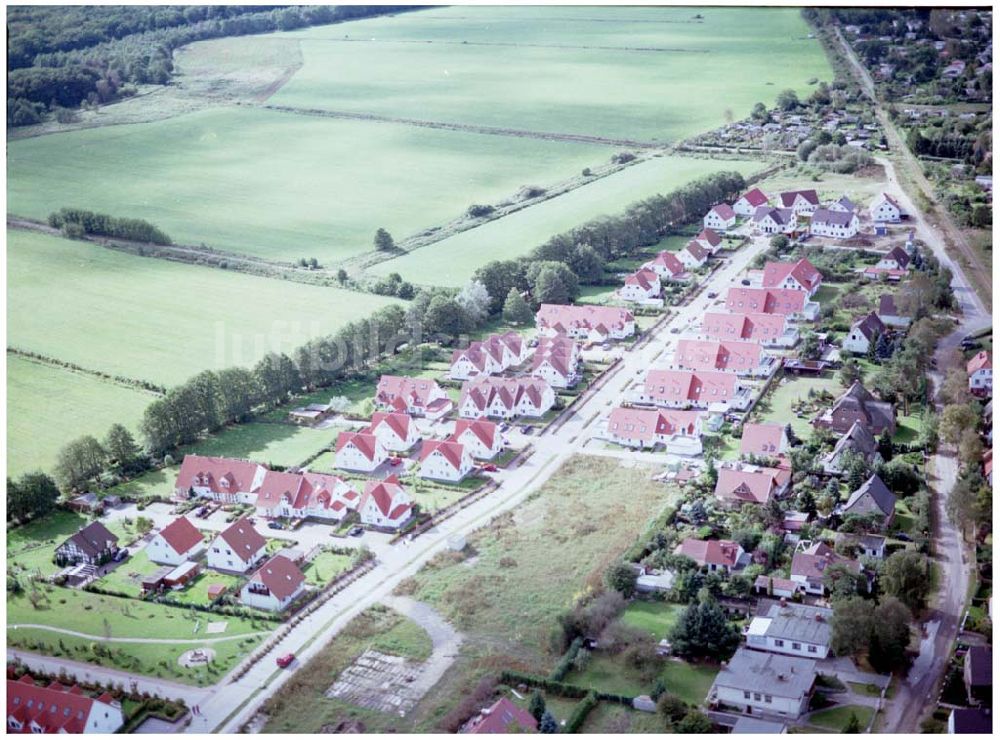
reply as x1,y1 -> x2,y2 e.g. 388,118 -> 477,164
844,712 -> 861,733
539,711 -> 558,734
528,691 -> 546,722
373,228 -> 395,252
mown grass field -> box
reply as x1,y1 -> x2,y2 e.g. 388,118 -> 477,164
7,107 -> 610,263
6,229 -> 400,387
271,6 -> 831,142
370,155 -> 764,285
7,354 -> 156,478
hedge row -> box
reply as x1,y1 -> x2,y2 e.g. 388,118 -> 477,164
565,691 -> 599,733
548,636 -> 584,681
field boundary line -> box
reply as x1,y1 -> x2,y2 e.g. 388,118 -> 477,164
7,347 -> 166,397
303,37 -> 711,55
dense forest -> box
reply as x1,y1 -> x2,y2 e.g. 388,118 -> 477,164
7,5 -> 416,127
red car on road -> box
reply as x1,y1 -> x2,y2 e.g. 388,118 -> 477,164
276,653 -> 295,668
388,457 -> 404,466
480,463 -> 499,472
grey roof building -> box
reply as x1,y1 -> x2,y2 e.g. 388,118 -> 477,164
841,474 -> 897,525
732,716 -> 787,734
711,648 -> 817,718
823,420 -> 881,474
746,603 -> 834,659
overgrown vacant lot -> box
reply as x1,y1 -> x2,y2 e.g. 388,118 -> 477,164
7,107 -> 610,263
7,355 -> 156,478
6,229 -> 400,386
370,155 -> 764,286
270,5 -> 830,142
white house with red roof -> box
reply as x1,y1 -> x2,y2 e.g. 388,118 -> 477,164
459,376 -> 555,420
642,250 -> 689,281
174,454 -> 267,504
606,406 -> 703,455
762,258 -> 823,296
367,411 -> 420,452
674,538 -> 745,574
704,203 -> 736,231
530,336 -> 580,389
462,697 -> 538,734
254,470 -> 359,521
733,187 -> 770,217
335,431 -> 388,473
146,516 -> 205,566
678,240 -> 710,270
536,304 -> 635,342
419,439 -> 474,482
207,517 -> 267,573
620,268 -> 662,303
752,206 -> 797,235
452,419 -> 503,459
740,422 -> 790,457
714,464 -> 791,508
790,541 -> 864,596
702,312 -> 798,347
7,676 -> 123,734
449,332 -> 529,380
240,554 -> 306,612
375,375 -> 454,420
843,312 -> 886,355
640,368 -> 748,412
778,189 -> 820,215
692,228 -> 723,253
968,351 -> 992,396
359,476 -> 414,530
726,287 -> 819,321
869,192 -> 902,223
674,338 -> 769,377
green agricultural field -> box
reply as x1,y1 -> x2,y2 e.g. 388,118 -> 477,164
7,355 -> 156,478
8,107 -> 610,263
271,6 -> 831,142
7,229 -> 400,387
371,156 -> 765,285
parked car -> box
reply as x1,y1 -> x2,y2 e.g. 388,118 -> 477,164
196,506 -> 209,518
707,291 -> 718,299
741,279 -> 751,286
276,653 -> 295,668
896,533 -> 912,542
520,425 -> 533,435
388,457 -> 404,467
670,327 -> 681,334
113,549 -> 129,562
348,526 -> 364,537
481,463 -> 499,473
267,521 -> 284,530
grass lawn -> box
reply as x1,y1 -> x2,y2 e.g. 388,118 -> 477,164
579,701 -> 667,733
892,407 -> 925,445
272,6 -> 830,142
6,229 -> 401,387
754,371 -> 845,438
570,653 -> 652,697
847,681 -> 883,697
370,156 -> 765,286
806,704 -> 875,731
408,483 -> 475,514
8,107 -> 610,264
177,423 -> 335,469
7,354 -> 157,478
260,606 -> 433,732
95,549 -> 164,596
7,510 -> 92,579
509,692 -> 581,727
620,601 -> 685,641
106,465 -> 180,502
165,570 -> 247,607
576,284 -> 618,305
657,660 -> 719,706
301,549 -> 354,587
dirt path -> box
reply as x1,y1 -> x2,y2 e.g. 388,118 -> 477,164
380,595 -> 463,698
9,623 -> 270,645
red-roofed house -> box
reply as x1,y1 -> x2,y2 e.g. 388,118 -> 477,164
842,312 -> 886,355
762,258 -> 823,296
714,465 -> 791,507
640,368 -> 747,411
733,187 -> 770,217
359,476 -> 414,530
419,439 -> 474,482
147,517 -> 205,566
621,268 -> 662,302
453,419 -> 503,460
7,676 -> 123,734
642,250 -> 689,281
674,538 -> 745,573
876,246 -> 911,271
869,192 -> 902,223
778,189 -> 820,215
335,431 -> 388,473
791,542 -> 864,596
674,339 -> 767,377
606,406 -> 703,455
376,375 -> 454,420
725,287 -> 819,321
459,377 -> 555,420
968,351 -> 992,396
693,228 -> 723,253
702,311 -> 797,347
174,454 -> 267,504
367,411 -> 419,452
254,470 -> 359,522
449,333 -> 529,380
704,203 -> 736,231
462,697 -> 538,734
679,240 -> 710,270
241,554 -> 306,612
207,517 -> 267,573
752,206 -> 797,235
531,336 -> 580,389
740,423 -> 790,457
536,304 -> 635,342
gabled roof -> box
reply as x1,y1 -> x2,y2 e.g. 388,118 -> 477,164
625,268 -> 660,291
752,206 -> 795,226
176,454 -> 265,496
740,422 -> 786,455
949,708 -> 992,734
726,287 -> 807,316
713,648 -> 816,699
832,382 -> 895,431
684,240 -> 710,261
738,187 -> 769,208
709,203 -> 736,220
645,250 -> 686,276
715,466 -> 787,505
966,645 -> 993,687
844,474 -> 897,517
335,431 -> 381,461
762,258 -> 822,291
968,350 -> 992,374
454,418 -> 499,450
778,189 -> 819,207
249,554 -> 305,601
882,246 -> 910,268
466,697 -> 538,734
828,420 -> 879,462
536,304 -> 634,332
674,538 -> 742,567
812,207 -> 857,227
7,676 -> 115,734
852,311 -> 886,341
369,411 -> 413,442
791,541 -> 861,581
60,521 -> 118,559
675,338 -> 763,373
459,376 -> 551,413
873,191 -> 901,209
878,293 -> 902,317
217,517 -> 266,558
694,228 -> 722,247
644,368 -> 739,404
157,517 -> 203,556
376,375 -> 443,406
420,439 -> 467,471
703,311 -> 787,342
608,406 -> 702,443
360,476 -> 412,522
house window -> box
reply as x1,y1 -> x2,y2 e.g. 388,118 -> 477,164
807,645 -> 817,654
792,642 -> 801,651
774,639 -> 784,647
764,695 -> 772,703
743,691 -> 751,699
753,693 -> 762,702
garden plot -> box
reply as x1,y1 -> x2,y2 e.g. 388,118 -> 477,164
326,649 -> 428,716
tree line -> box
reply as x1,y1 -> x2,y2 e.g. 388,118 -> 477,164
8,5 -> 419,127
49,208 -> 173,245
